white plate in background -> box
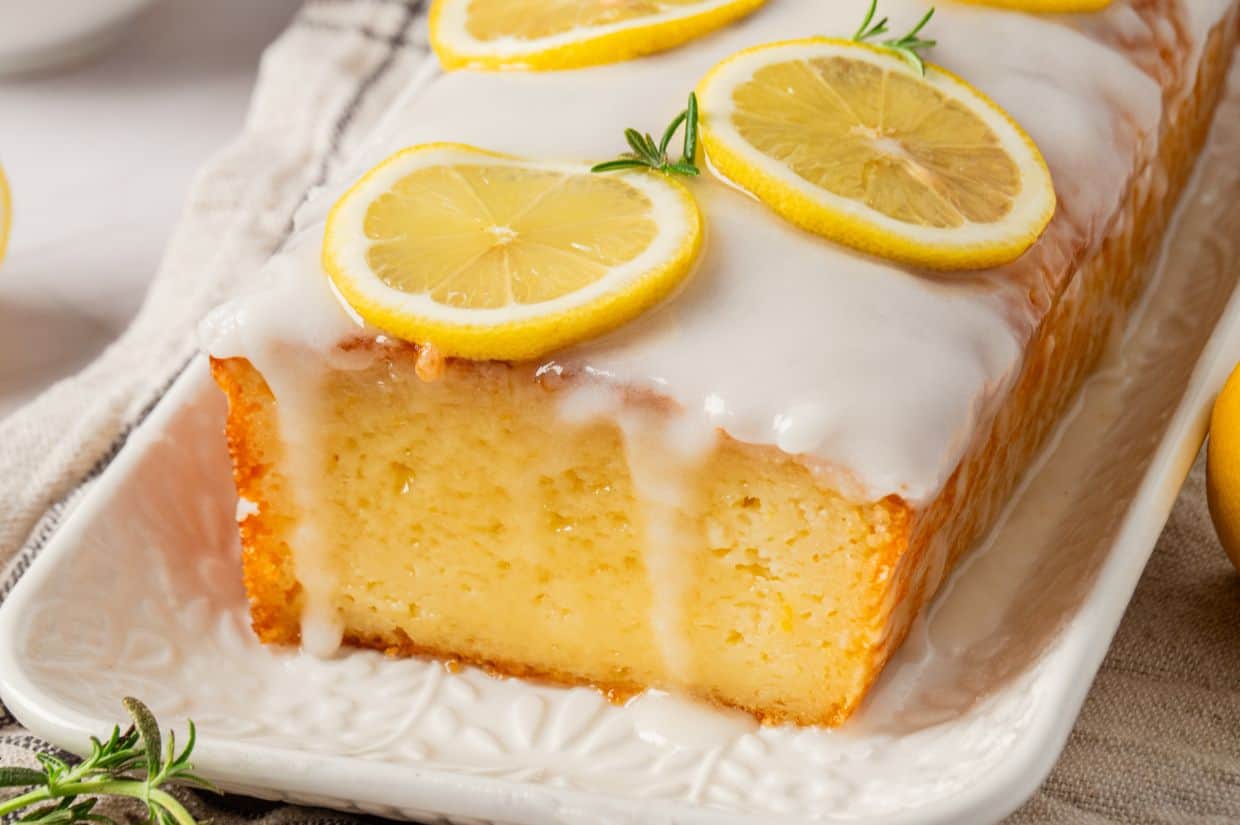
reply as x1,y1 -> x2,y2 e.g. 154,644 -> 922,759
0,0 -> 159,75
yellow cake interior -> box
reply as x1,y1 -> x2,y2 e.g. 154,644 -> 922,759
213,352 -> 908,725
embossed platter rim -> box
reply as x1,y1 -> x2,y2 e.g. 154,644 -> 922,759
3,111 -> 1240,825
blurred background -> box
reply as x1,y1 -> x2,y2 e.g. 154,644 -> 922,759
0,0 -> 300,416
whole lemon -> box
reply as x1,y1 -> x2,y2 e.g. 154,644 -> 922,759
1206,361 -> 1240,573
0,163 -> 9,269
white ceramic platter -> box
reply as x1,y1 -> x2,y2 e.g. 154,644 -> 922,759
3,67 -> 1240,825
0,0 -> 160,76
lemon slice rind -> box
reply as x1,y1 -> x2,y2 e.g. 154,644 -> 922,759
430,0 -> 767,71
697,38 -> 1056,271
323,143 -> 702,361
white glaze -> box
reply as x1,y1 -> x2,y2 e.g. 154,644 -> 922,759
560,383 -> 717,680
235,497 -> 260,522
625,689 -> 759,748
204,0 -> 1231,506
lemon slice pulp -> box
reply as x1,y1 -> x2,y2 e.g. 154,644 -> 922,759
430,0 -> 767,70
323,143 -> 702,360
696,39 -> 1056,270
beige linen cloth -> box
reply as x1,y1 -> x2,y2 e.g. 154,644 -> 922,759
0,1 -> 1237,823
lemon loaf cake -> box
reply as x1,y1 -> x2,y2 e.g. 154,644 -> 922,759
204,0 -> 1240,726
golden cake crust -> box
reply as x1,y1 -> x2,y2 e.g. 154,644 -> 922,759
213,356 -> 300,646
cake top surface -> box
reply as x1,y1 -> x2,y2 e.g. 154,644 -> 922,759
205,0 -> 1233,504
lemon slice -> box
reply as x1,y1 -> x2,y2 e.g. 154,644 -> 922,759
0,164 -> 10,269
696,39 -> 1056,270
323,143 -> 702,361
430,0 -> 767,71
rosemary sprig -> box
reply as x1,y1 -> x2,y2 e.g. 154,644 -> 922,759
592,92 -> 700,177
0,698 -> 217,825
853,1 -> 937,76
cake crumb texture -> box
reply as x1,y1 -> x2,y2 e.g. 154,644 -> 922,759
213,351 -> 909,725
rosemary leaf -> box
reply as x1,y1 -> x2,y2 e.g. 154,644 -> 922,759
624,129 -> 657,164
853,1 -> 937,76
683,92 -> 699,164
594,92 -> 702,178
0,768 -> 47,788
658,110 -> 688,156
642,132 -> 660,159
589,159 -> 649,173
122,697 -> 162,780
